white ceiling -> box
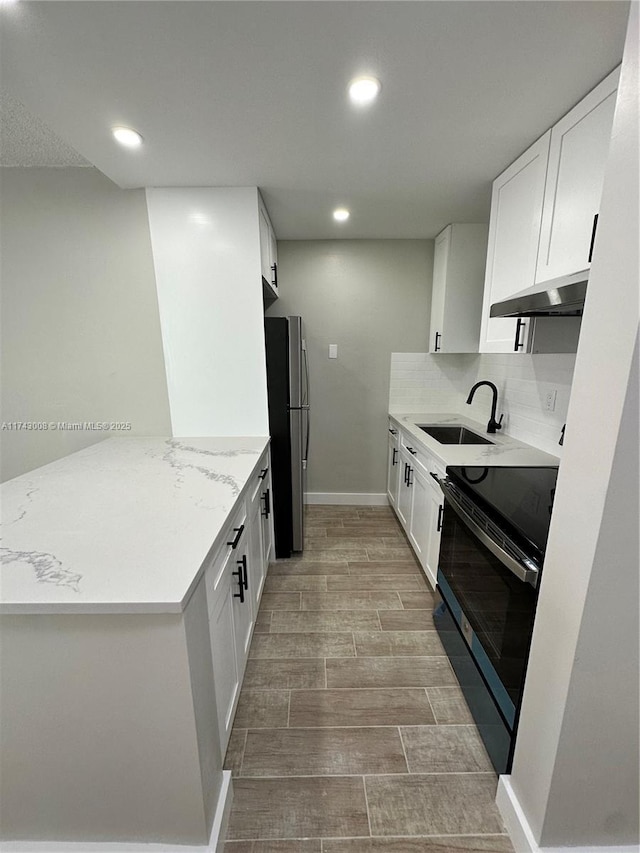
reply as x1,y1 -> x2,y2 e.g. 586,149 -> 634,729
0,90 -> 90,167
0,1 -> 629,239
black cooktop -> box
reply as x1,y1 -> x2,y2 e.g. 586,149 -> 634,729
446,465 -> 559,561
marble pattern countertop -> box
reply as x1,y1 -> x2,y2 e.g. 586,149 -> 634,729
390,411 -> 560,468
1,436 -> 269,615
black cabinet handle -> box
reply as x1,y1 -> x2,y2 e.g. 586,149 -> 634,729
407,466 -> 413,487
407,447 -> 417,456
271,262 -> 278,288
258,467 -> 269,480
240,555 -> 248,590
388,428 -> 397,436
232,558 -> 246,601
514,318 -> 526,352
227,525 -> 245,549
588,214 -> 598,263
392,447 -> 398,466
437,505 -> 444,532
403,462 -> 409,486
261,488 -> 271,518
434,331 -> 441,352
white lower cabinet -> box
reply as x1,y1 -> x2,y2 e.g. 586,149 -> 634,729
387,426 -> 400,508
231,527 -> 253,680
205,450 -> 273,754
396,445 -> 413,529
208,556 -> 240,750
247,495 -> 266,617
387,426 -> 445,590
408,463 -> 431,563
425,475 -> 445,589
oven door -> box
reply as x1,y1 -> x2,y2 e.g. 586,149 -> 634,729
436,479 -> 540,730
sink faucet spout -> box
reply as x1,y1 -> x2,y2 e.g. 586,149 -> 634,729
466,381 -> 504,434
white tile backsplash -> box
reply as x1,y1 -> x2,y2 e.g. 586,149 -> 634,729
389,352 -> 575,455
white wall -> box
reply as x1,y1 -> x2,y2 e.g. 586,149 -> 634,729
145,187 -> 269,438
267,240 -> 432,498
0,168 -> 172,482
501,5 -> 639,848
389,352 -> 573,455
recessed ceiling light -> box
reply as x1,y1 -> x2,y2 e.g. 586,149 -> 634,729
333,208 -> 350,223
348,76 -> 381,106
111,126 -> 143,148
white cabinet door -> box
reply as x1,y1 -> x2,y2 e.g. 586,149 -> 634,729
429,227 -> 450,353
430,224 -> 488,354
396,447 -> 413,530
231,534 -> 253,681
479,131 -> 551,353
258,195 -> 278,296
536,68 -> 619,283
260,472 -> 273,568
269,225 -> 278,292
408,464 -> 431,567
425,478 -> 444,591
208,563 -> 240,752
247,497 -> 266,618
387,427 -> 400,508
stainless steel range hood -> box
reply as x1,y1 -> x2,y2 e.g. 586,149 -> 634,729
490,270 -> 588,318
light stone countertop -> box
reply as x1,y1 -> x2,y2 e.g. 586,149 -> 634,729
390,411 -> 560,469
0,436 -> 269,615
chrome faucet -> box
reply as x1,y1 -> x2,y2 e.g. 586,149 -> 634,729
466,381 -> 504,434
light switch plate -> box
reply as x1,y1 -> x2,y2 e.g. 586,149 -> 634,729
329,344 -> 338,359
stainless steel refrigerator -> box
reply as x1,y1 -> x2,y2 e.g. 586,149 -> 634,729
264,316 -> 310,557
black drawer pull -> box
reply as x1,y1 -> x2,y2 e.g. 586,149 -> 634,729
434,331 -> 441,352
227,525 -> 245,549
232,559 -> 245,602
437,505 -> 444,532
239,555 -> 248,590
261,488 -> 271,519
407,446 -> 417,456
258,468 -> 269,480
392,447 -> 398,466
407,466 -> 413,487
388,428 -> 397,436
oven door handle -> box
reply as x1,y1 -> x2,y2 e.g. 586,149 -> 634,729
442,484 -> 540,587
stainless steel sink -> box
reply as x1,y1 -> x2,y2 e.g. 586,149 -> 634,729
417,424 -> 494,445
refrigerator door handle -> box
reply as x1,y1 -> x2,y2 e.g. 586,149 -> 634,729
303,407 -> 310,468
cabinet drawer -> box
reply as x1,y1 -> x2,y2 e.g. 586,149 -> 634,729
250,451 -> 271,507
400,431 -> 430,477
205,503 -> 247,609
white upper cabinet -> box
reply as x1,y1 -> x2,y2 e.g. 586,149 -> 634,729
429,223 -> 488,353
479,69 -> 619,354
258,193 -> 278,298
145,187 -> 272,436
535,67 -> 620,283
479,131 -> 550,353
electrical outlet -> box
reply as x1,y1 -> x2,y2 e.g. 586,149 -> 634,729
544,389 -> 557,412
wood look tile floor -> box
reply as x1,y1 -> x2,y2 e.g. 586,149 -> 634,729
223,505 -> 513,852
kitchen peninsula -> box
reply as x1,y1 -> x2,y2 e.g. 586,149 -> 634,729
0,436 -> 272,846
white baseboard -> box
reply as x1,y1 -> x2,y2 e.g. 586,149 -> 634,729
305,492 -> 388,506
213,771 -> 233,853
496,775 -> 540,853
0,773 -> 234,853
496,776 -> 639,853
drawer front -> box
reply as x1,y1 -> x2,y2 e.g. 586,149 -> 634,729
400,430 -> 432,479
205,502 -> 247,610
250,450 -> 271,507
